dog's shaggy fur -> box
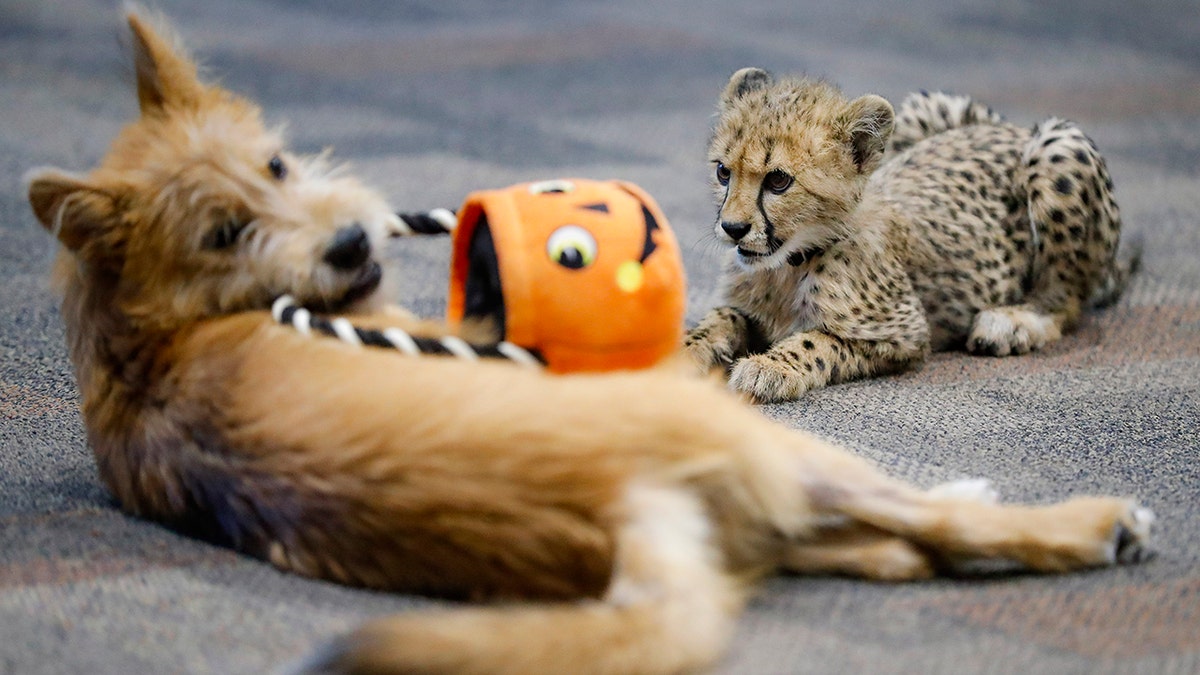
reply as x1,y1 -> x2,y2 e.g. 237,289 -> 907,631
28,13 -> 1155,675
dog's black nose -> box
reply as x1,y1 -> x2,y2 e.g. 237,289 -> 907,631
720,221 -> 752,241
324,224 -> 370,270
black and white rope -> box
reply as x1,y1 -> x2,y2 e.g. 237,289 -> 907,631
271,295 -> 543,367
394,208 -> 457,235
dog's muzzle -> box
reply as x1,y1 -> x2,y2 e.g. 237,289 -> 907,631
324,224 -> 371,270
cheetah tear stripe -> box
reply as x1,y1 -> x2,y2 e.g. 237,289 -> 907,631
270,295 -> 543,367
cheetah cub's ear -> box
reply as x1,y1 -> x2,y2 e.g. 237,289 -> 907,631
720,67 -> 773,108
840,95 -> 895,174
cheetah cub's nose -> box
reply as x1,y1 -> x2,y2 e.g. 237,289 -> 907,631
324,224 -> 371,270
721,221 -> 752,241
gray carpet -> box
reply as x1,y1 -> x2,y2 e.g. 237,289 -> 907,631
2,1 -> 1197,673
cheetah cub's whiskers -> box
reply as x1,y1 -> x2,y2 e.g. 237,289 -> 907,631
686,70 -> 1140,402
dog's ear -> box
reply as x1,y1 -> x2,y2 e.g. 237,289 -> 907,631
840,94 -> 895,174
719,68 -> 772,109
126,11 -> 204,114
26,168 -> 121,258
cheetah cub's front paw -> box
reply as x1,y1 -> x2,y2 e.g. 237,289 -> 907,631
728,354 -> 809,402
968,307 -> 1062,356
683,335 -> 735,375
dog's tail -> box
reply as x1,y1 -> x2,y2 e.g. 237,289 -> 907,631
294,484 -> 744,675
887,90 -> 1004,155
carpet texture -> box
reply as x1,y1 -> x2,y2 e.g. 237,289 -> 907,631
2,1 -> 1197,673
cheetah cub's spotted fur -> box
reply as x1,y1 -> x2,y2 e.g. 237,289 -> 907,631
685,68 -> 1138,402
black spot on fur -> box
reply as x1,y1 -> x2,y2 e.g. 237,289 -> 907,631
1055,177 -> 1073,195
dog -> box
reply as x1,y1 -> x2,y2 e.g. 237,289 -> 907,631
26,12 -> 1155,675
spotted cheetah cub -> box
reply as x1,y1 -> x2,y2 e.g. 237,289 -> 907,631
685,68 -> 1138,402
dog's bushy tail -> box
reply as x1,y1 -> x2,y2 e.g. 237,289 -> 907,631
298,601 -> 728,675
294,484 -> 744,675
887,90 -> 1004,154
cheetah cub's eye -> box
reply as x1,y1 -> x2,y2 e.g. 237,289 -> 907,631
715,162 -> 731,186
268,154 -> 287,181
763,170 -> 793,194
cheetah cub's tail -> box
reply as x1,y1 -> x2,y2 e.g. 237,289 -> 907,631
1089,231 -> 1143,309
888,91 -> 1004,154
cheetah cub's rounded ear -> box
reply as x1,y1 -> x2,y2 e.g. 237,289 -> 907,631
720,67 -> 773,108
841,94 -> 896,174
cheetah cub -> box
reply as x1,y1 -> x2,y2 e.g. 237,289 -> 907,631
685,68 -> 1138,402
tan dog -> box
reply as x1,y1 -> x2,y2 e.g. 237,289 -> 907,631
28,13 -> 1155,675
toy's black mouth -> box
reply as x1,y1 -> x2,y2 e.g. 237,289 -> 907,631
736,247 -> 768,258
462,215 -> 506,341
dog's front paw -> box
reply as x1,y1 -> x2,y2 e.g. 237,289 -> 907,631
1112,502 -> 1156,565
728,354 -> 810,402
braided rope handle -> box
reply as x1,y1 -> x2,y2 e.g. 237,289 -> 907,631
393,208 -> 457,235
271,296 -> 543,367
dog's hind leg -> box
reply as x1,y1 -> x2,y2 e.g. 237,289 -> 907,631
770,432 -> 1155,575
783,520 -> 936,581
781,480 -> 1002,581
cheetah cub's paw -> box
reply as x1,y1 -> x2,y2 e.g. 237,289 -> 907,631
728,354 -> 809,402
928,478 -> 1000,504
683,335 -> 735,374
1111,502 -> 1156,565
967,307 -> 1062,356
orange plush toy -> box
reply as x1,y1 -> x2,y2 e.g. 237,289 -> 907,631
447,179 -> 686,373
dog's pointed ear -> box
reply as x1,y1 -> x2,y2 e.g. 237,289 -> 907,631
720,68 -> 772,109
840,94 -> 895,174
126,11 -> 204,114
26,168 -> 120,256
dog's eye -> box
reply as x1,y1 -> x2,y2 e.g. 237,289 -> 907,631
763,170 -> 793,194
268,155 -> 287,181
209,217 -> 247,250
715,162 -> 731,186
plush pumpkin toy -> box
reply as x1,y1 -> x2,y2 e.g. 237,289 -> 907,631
447,178 -> 687,373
